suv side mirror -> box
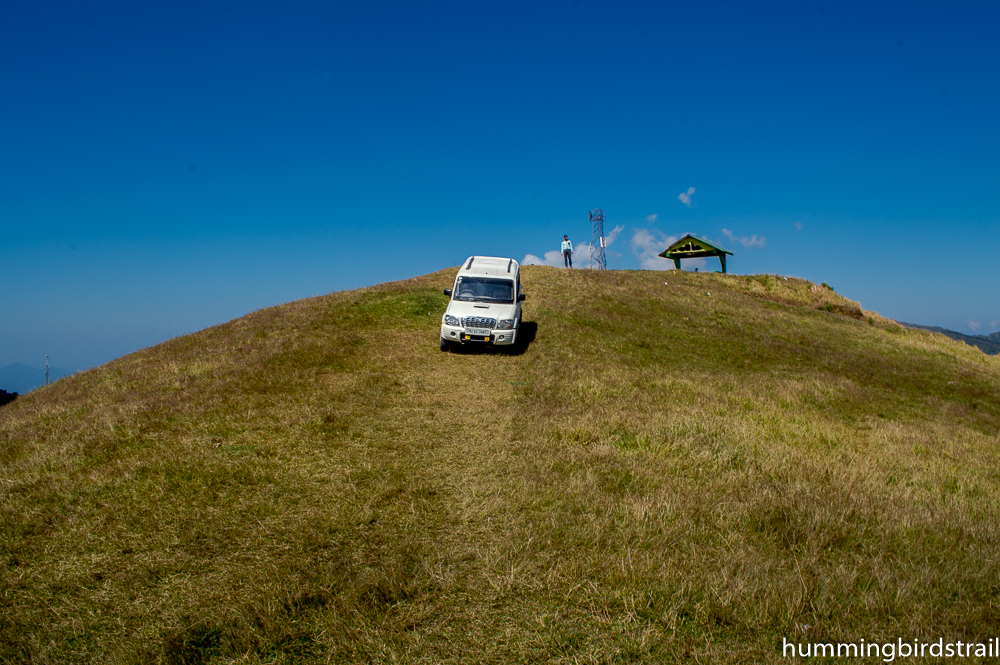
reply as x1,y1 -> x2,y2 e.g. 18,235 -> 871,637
518,293 -> 526,302
443,289 -> 452,297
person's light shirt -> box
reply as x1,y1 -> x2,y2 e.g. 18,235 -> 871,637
561,239 -> 573,252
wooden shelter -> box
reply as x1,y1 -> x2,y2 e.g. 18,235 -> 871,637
658,234 -> 733,273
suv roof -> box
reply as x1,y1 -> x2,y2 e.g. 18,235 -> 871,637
459,256 -> 519,277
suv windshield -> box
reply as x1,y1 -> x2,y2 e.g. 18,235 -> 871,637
454,277 -> 514,303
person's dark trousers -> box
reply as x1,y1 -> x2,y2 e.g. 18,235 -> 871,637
564,250 -> 572,268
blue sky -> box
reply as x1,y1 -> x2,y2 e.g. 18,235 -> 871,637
3,0 -> 999,373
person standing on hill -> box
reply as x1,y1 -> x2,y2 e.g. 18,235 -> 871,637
561,234 -> 573,268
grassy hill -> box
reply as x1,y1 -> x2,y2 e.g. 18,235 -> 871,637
897,323 -> 1000,356
2,267 -> 999,664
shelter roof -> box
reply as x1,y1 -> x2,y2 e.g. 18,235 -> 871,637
657,234 -> 733,259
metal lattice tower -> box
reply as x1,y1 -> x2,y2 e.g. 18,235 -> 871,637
589,208 -> 607,270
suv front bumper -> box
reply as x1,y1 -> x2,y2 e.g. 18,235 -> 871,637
440,324 -> 517,345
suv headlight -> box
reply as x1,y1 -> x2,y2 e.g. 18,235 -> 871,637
444,315 -> 460,326
496,318 -> 515,330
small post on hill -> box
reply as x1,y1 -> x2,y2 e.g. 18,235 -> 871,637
589,208 -> 607,270
45,355 -> 50,386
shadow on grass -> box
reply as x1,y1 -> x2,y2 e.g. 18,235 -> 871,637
449,321 -> 537,356
510,321 -> 537,355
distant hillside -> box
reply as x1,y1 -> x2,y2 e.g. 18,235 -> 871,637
0,363 -> 72,394
2,268 -> 998,664
897,322 -> 1000,355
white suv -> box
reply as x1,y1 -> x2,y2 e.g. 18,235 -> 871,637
440,256 -> 525,351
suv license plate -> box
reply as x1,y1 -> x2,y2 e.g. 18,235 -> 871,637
465,328 -> 491,336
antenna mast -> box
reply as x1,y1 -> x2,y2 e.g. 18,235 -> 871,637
45,355 -> 50,386
589,208 -> 607,270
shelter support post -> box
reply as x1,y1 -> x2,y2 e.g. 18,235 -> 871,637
719,254 -> 727,273
673,258 -> 681,270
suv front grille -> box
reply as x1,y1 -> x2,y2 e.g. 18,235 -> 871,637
461,317 -> 496,329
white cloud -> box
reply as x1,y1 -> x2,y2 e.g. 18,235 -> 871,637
646,214 -> 658,223
969,319 -> 982,332
678,187 -> 696,208
522,244 -> 594,269
630,228 -> 678,270
990,320 -> 999,331
573,226 -> 625,268
523,225 -> 625,269
521,251 -> 566,268
794,221 -> 803,230
605,224 -> 625,246
721,228 -> 766,249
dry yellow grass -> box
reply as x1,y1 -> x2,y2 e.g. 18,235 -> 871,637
2,266 -> 998,663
